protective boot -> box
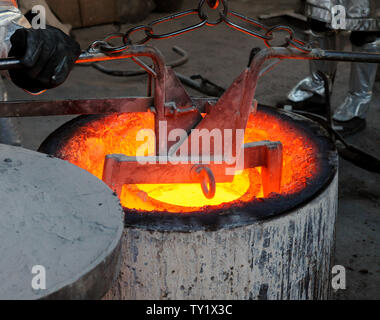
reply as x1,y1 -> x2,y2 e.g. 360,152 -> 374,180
287,30 -> 340,104
333,39 -> 380,123
0,76 -> 22,146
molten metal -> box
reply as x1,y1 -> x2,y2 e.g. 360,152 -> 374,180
56,110 -> 318,213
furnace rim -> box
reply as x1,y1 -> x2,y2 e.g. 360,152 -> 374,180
39,105 -> 338,232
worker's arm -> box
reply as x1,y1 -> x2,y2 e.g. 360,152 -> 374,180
0,0 -> 81,93
0,0 -> 30,59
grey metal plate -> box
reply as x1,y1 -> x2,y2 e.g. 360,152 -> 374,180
0,144 -> 124,300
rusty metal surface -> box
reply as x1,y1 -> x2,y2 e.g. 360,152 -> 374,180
102,155 -> 234,198
102,140 -> 282,198
243,141 -> 283,197
98,47 -> 286,199
184,71 -> 251,159
158,67 -> 203,154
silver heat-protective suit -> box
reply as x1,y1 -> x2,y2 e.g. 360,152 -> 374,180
333,37 -> 380,121
0,1 -> 29,145
0,1 -> 29,58
288,0 -> 380,122
305,0 -> 380,31
287,28 -> 342,103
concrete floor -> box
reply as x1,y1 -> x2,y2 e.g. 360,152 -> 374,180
3,0 -> 379,299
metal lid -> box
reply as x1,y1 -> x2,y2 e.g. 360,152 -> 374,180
0,144 -> 123,299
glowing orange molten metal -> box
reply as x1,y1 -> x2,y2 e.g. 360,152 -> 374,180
57,111 -> 318,213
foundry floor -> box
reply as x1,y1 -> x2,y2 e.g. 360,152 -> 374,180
5,0 -> 379,299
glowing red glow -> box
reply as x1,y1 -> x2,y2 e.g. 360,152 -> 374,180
56,110 -> 318,213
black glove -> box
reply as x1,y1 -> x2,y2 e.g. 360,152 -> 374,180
9,26 -> 81,93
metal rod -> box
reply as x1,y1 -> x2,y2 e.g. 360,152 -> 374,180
243,47 -> 380,117
131,57 -> 157,77
0,97 -> 214,118
175,73 -> 226,97
88,46 -> 189,77
313,49 -> 380,63
0,46 -> 165,70
0,97 -> 153,117
0,45 -> 169,120
257,47 -> 380,63
1,47 -> 379,72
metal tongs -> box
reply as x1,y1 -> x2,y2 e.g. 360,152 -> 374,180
0,45 -> 285,199
1,45 -> 380,198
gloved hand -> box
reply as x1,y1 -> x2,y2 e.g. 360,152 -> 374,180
8,26 -> 81,93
